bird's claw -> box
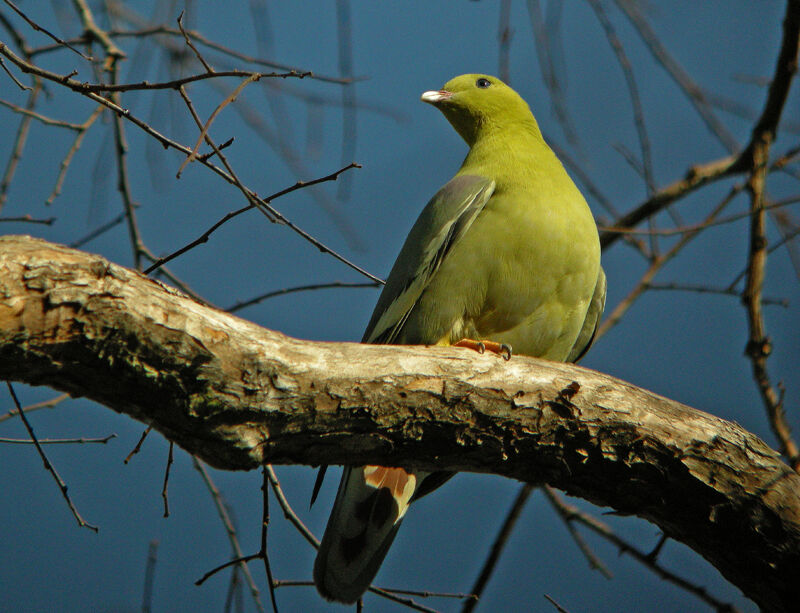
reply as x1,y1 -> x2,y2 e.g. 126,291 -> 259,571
453,338 -> 512,360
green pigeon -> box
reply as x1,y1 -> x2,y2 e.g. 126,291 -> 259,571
313,73 -> 606,603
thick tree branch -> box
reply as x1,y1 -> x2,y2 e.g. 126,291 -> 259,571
1,235 -> 799,612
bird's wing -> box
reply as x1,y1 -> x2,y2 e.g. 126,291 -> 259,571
314,175 -> 494,603
567,265 -> 606,363
363,174 -> 496,345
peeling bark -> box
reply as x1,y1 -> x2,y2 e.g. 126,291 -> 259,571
0,235 -> 798,612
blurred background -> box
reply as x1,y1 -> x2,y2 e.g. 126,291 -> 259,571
1,1 -> 798,611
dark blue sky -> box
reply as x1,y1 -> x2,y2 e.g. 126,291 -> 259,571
1,2 -> 797,612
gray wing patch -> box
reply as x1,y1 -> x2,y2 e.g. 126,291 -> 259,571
567,266 -> 606,363
364,175 -> 496,345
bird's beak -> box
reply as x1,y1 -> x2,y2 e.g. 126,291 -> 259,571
421,89 -> 452,104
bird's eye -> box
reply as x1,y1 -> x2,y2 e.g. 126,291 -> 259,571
476,78 -> 491,89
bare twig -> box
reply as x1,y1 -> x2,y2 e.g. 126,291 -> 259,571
600,193 -> 800,236
599,182 -> 740,337
527,0 -> 578,146
0,434 -> 115,444
144,162 -> 366,277
264,466 -> 319,548
0,215 -> 55,224
615,0 -> 739,153
0,44 -> 378,280
646,282 -> 788,307
177,11 -> 213,73
0,82 -> 41,212
100,2 -> 357,83
462,484 -> 533,613
124,425 -> 152,464
498,0 -> 513,84
544,594 -> 572,613
260,468 -> 279,613
0,392 -> 68,423
740,0 -> 800,470
4,382 -> 98,531
365,587 -> 441,613
3,0 -> 91,60
588,0 -> 655,195
227,281 -> 379,313
0,98 -> 86,128
142,540 -> 159,613
193,457 -> 266,613
162,442 -> 173,517
542,488 -> 741,613
335,0 -> 356,203
46,104 -> 105,205
176,74 -> 260,177
548,484 -> 613,578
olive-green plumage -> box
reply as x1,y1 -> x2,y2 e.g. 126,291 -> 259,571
314,74 -> 605,604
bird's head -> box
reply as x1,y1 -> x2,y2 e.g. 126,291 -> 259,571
421,74 -> 537,146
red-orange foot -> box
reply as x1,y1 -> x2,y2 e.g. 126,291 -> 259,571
453,338 -> 512,360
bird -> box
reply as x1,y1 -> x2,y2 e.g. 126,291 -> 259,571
313,73 -> 606,604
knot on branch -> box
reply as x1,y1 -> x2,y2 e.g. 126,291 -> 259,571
745,337 -> 772,359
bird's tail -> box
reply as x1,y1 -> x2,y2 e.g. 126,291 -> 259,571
313,465 -> 424,603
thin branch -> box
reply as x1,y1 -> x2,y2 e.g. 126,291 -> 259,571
740,0 -> 800,470
177,11 -> 213,73
542,488 -> 741,613
142,540 -> 159,613
4,382 -> 98,531
544,594 -> 571,613
0,433 -> 115,444
99,3 -> 358,84
0,97 -> 86,128
0,81 -> 41,212
107,57 -> 145,270
143,162 -> 366,277
462,484 -> 533,613
497,0 -> 513,84
588,0 -> 655,195
193,457 -> 266,613
124,425 -> 152,464
0,392 -> 68,423
0,215 -> 55,225
600,193 -> 800,236
365,587 -> 441,613
615,0 -> 739,153
264,466 -> 319,548
598,182 -> 739,337
0,44 -> 378,281
71,0 -> 125,63
599,154 -> 736,250
45,104 -> 105,206
546,484 -> 613,578
260,468 -> 279,613
527,0 -> 578,146
227,281 -> 379,313
176,74 -> 260,177
3,0 -> 91,60
162,441 -> 173,517
646,282 -> 788,307
335,0 -> 356,203
69,212 -> 126,248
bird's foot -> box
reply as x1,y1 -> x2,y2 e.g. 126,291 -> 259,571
453,338 -> 512,360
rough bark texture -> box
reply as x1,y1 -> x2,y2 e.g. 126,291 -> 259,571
1,235 -> 798,612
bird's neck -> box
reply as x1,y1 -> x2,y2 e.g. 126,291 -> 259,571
459,121 -> 563,185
